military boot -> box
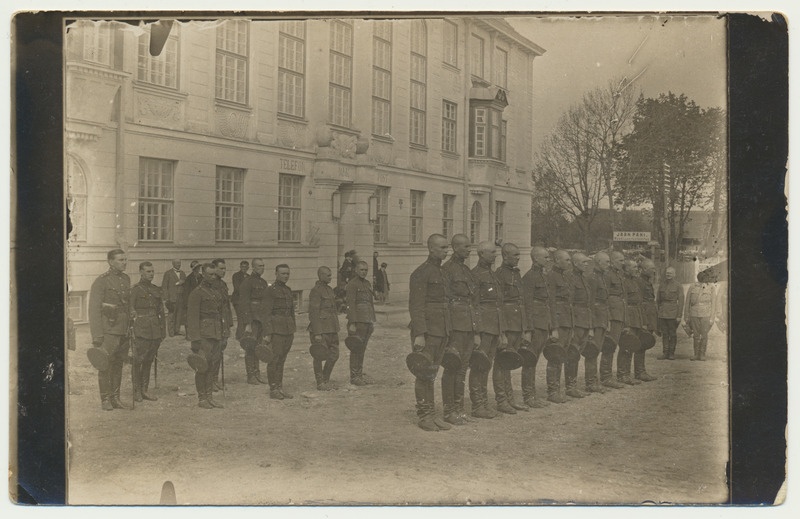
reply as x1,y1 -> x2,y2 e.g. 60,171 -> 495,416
315,372 -> 327,391
699,341 -> 708,361
110,364 -> 132,409
636,371 -> 658,382
99,371 -> 114,411
690,341 -> 701,361
269,384 -> 284,400
546,363 -> 565,403
417,400 -> 438,431
278,386 -> 293,399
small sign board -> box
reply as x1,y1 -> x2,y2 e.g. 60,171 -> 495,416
613,231 -> 651,242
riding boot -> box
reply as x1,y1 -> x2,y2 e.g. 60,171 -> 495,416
546,361 -> 565,403
245,354 -> 259,384
110,361 -> 131,409
98,370 -> 113,410
691,338 -> 701,361
314,371 -> 325,391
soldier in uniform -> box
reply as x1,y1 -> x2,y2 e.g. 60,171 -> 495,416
586,252 -> 611,393
442,234 -> 479,425
176,260 -> 201,335
160,259 -> 185,336
231,260 -> 250,320
494,242 -> 530,414
129,261 -> 166,402
521,246 -> 556,408
684,273 -> 717,361
88,249 -> 132,411
600,251 -> 627,389
346,260 -> 376,386
545,250 -> 573,403
336,250 -> 358,312
264,264 -> 296,399
408,234 -> 453,431
210,259 -> 233,391
634,259 -> 658,381
656,266 -> 685,360
186,263 -> 227,409
237,259 -> 269,384
308,266 -> 340,391
617,259 -> 644,385
565,252 -> 594,398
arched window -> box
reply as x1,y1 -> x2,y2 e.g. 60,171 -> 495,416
470,201 -> 482,244
67,155 -> 87,242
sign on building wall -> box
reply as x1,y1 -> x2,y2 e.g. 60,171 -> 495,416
613,231 -> 651,242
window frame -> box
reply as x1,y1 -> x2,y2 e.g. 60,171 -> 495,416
137,157 -> 175,242
410,189 -> 425,244
215,166 -> 245,242
495,200 -> 506,242
329,20 -> 354,127
137,28 -> 179,89
81,21 -> 112,66
470,34 -> 484,79
409,20 -> 427,146
442,194 -> 456,239
470,104 -> 507,162
494,46 -> 508,89
215,20 -> 249,105
278,21 -> 306,118
442,20 -> 458,67
278,173 -> 303,243
373,186 -> 390,244
442,100 -> 458,153
372,21 -> 392,136
470,201 -> 482,244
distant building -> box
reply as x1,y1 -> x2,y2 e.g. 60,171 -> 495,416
65,17 -> 544,320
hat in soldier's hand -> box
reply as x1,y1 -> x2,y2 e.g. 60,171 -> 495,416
518,339 -> 538,367
309,340 -> 329,361
255,341 -> 274,363
345,335 -> 363,352
87,347 -> 110,371
637,330 -> 656,351
187,352 -> 208,373
495,348 -> 523,370
542,336 -> 565,363
469,348 -> 491,371
440,346 -> 462,371
619,328 -> 641,353
406,351 -> 438,381
239,331 -> 257,351
582,336 -> 601,359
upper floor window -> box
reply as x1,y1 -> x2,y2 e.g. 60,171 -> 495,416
470,105 -> 506,161
137,28 -> 178,88
442,194 -> 455,239
278,173 -> 302,242
470,201 -> 482,244
216,166 -> 245,242
494,47 -> 508,88
278,21 -> 305,117
215,20 -> 248,104
82,22 -> 112,66
372,21 -> 392,136
442,100 -> 458,153
138,158 -> 174,242
329,20 -> 353,127
409,21 -> 427,146
442,20 -> 458,67
373,186 -> 389,244
470,34 -> 484,78
495,201 -> 506,242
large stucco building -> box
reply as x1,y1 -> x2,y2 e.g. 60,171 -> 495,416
65,17 -> 545,320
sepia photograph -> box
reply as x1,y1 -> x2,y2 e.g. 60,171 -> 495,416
56,10 -> 736,506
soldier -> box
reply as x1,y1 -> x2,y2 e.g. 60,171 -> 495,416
684,272 -> 717,361
231,260 -> 250,320
210,259 -> 233,391
88,249 -> 132,411
176,260 -> 201,335
264,264 -> 296,400
656,266 -> 685,360
586,252 -> 611,394
237,259 -> 269,385
617,259 -> 644,385
600,251 -> 627,389
160,259 -> 185,336
635,259 -> 658,381
521,246 -> 556,408
129,261 -> 166,402
308,266 -> 340,391
469,241 -> 505,419
565,252 -> 594,398
545,250 -> 573,403
346,260 -> 376,386
442,234 -> 479,425
186,263 -> 227,409
494,242 -> 529,413
408,233 -> 453,431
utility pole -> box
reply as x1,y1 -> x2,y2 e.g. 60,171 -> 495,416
662,162 -> 671,266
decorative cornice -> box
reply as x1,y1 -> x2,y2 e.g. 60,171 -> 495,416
67,61 -> 129,81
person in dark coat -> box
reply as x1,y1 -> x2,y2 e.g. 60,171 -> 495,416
375,262 -> 390,304
634,259 -> 658,381
600,251 -> 627,389
656,266 -> 685,360
176,260 -> 201,335
209,259 -> 233,391
521,245 -> 556,408
160,259 -> 185,336
231,260 -> 250,321
237,259 -> 269,384
308,266 -> 340,390
264,264 -> 296,400
129,261 -> 166,402
545,250 -> 573,404
346,261 -> 377,385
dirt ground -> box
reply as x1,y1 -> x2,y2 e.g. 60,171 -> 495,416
66,306 -> 729,505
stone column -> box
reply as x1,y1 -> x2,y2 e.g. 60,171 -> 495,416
312,178 -> 344,272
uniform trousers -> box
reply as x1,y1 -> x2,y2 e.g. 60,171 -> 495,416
132,337 -> 161,395
97,334 -> 130,403
442,330 -> 475,415
468,332 -> 498,411
493,331 -> 522,405
659,318 -> 679,357
585,327 -> 605,388
600,320 -> 623,382
267,333 -> 294,389
566,327 -> 589,390
521,328 -> 549,402
165,302 -> 177,336
190,338 -> 222,402
311,332 -> 340,383
546,327 -> 572,396
689,316 -> 712,358
239,320 -> 265,378
414,334 -> 446,419
349,322 -> 374,381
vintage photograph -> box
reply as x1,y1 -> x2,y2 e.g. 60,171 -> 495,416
63,13 -> 729,505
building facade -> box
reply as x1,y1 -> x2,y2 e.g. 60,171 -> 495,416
65,17 -> 545,320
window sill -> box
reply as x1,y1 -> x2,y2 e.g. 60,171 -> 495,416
441,150 -> 460,159
277,113 -> 308,124
371,134 -> 395,144
214,99 -> 252,112
327,124 -> 359,136
409,143 -> 428,152
442,61 -> 460,73
132,81 -> 187,100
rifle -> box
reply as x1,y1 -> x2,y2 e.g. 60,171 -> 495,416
221,352 -> 225,400
128,315 -> 137,410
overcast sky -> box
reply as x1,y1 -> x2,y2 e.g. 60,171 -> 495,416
508,14 -> 727,152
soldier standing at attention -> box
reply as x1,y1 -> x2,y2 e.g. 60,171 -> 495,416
586,252 -> 611,394
186,263 -> 227,409
210,259 -> 233,391
600,251 -> 627,389
237,259 -> 269,385
408,234 -> 453,431
160,259 -> 185,336
176,260 -> 201,336
441,234 -> 479,425
545,250 -> 573,404
494,242 -> 530,414
346,260 -> 376,386
231,260 -> 250,321
521,246 -> 555,408
308,266 -> 340,391
88,249 -> 132,411
129,261 -> 166,402
617,260 -> 644,385
684,272 -> 717,361
264,264 -> 296,400
656,266 -> 685,360
565,252 -> 594,398
635,259 -> 658,381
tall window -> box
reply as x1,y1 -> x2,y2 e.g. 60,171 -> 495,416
470,201 -> 482,244
68,292 -> 88,322
470,105 -> 506,161
67,156 -> 87,242
442,194 -> 455,239
494,47 -> 508,88
443,20 -> 458,66
82,22 -> 112,65
138,158 -> 174,242
215,20 -> 248,104
470,34 -> 484,78
442,100 -> 457,153
500,120 -> 508,161
216,166 -> 244,241
410,190 -> 424,244
278,174 -> 302,242
495,201 -> 505,242
137,29 -> 178,88
329,20 -> 353,127
409,21 -> 427,146
373,187 -> 389,244
278,21 -> 305,117
372,21 -> 392,136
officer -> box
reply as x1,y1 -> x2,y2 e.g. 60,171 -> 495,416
160,259 -> 185,336
565,252 -> 594,398
186,263 -> 227,409
129,261 -> 166,402
442,234 -> 479,425
656,266 -> 685,360
346,260 -> 376,386
617,259 -> 643,385
308,266 -> 340,391
264,264 -> 296,400
545,250 -> 573,403
237,258 -> 269,385
210,259 -> 233,391
231,260 -> 250,320
494,242 -> 529,414
88,249 -> 132,411
176,260 -> 201,335
635,259 -> 658,381
408,233 -> 452,431
469,241 -> 505,419
600,251 -> 626,389
521,246 -> 556,408
684,272 -> 717,361
586,252 -> 610,393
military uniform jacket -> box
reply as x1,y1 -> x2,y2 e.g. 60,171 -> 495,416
264,281 -> 296,335
472,263 -> 505,335
211,277 -> 234,330
160,268 -> 185,304
338,260 -> 355,290
547,266 -> 573,329
231,271 -> 249,307
496,264 -> 528,332
237,273 -> 270,329
590,269 -> 610,330
308,281 -> 340,334
684,283 -> 716,319
638,276 -> 658,330
522,265 -> 553,331
605,267 -> 627,322
656,278 -> 685,319
443,258 -> 478,332
346,277 -> 376,324
409,257 -> 452,338
129,279 -> 166,340
570,268 -> 593,329
623,274 -> 643,328
186,279 -> 228,341
89,269 -> 131,340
